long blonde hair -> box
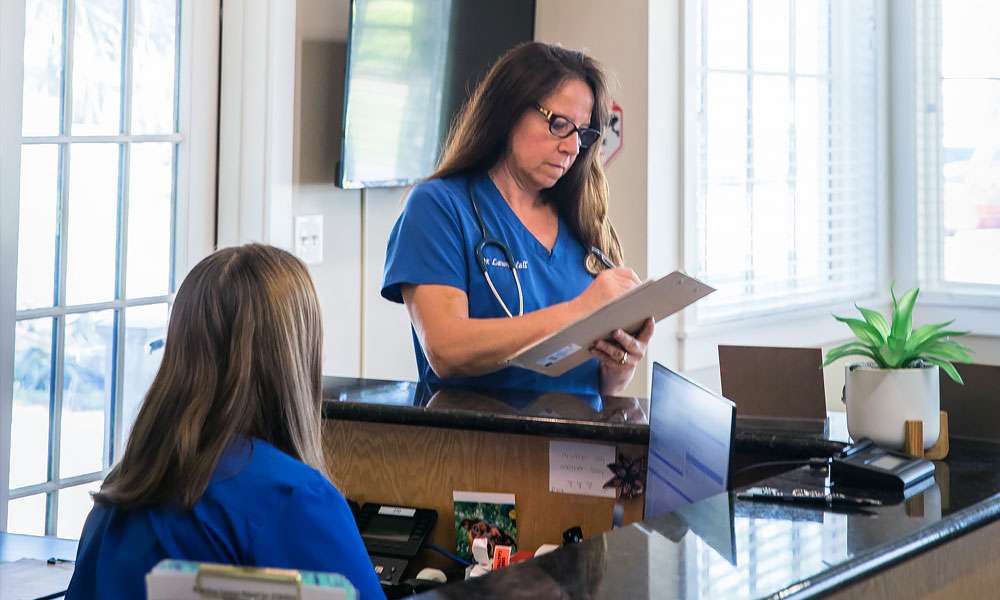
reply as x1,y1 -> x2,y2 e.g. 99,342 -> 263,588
431,41 -> 622,274
96,244 -> 326,509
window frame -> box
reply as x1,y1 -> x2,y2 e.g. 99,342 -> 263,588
678,0 -> 892,372
0,0 -> 218,535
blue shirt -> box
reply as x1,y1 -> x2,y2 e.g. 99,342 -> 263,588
382,172 -> 600,395
66,438 -> 385,600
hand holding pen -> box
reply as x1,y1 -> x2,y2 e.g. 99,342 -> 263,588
574,265 -> 641,316
590,246 -> 617,269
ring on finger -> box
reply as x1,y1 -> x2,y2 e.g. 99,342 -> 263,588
620,351 -> 628,365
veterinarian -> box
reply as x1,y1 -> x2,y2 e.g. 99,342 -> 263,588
382,41 -> 653,396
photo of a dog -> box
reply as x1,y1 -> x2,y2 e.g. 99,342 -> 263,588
453,492 -> 517,561
459,517 -> 516,557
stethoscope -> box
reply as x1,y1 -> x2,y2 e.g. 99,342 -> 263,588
468,180 -> 524,318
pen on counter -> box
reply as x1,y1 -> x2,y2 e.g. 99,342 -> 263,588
737,486 -> 883,508
589,246 -> 616,269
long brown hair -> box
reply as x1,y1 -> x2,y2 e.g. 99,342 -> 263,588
96,244 -> 326,509
431,41 -> 623,274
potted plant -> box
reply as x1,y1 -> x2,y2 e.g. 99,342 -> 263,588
822,287 -> 973,450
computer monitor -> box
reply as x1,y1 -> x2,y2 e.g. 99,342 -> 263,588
645,362 -> 736,519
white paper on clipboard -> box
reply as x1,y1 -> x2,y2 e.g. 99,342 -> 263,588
505,271 -> 714,377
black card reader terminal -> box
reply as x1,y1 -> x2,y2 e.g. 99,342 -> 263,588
830,439 -> 935,493
356,503 -> 437,585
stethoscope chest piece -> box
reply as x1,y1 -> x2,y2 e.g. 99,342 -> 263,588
469,180 -> 524,318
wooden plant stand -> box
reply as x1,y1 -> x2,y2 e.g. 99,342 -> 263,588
904,411 -> 950,460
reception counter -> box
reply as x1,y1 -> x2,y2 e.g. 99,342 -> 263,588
322,376 -> 1000,598
321,377 -> 658,562
321,376 -> 847,452
320,377 -> 848,556
418,436 -> 1000,599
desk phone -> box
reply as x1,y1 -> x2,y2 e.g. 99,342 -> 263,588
356,503 -> 437,585
830,439 -> 935,492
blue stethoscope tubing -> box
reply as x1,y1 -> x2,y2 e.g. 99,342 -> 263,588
468,179 -> 524,318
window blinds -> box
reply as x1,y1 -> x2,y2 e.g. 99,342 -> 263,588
916,0 -> 1000,290
690,0 -> 879,323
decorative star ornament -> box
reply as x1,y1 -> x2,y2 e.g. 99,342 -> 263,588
604,453 -> 647,499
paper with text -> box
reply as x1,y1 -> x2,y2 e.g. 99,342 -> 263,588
549,440 -> 616,498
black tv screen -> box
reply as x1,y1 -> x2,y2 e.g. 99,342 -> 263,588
338,0 -> 536,188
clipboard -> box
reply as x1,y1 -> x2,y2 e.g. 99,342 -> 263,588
505,271 -> 714,377
146,560 -> 356,599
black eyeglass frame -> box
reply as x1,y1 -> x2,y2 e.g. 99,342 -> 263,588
534,104 -> 602,148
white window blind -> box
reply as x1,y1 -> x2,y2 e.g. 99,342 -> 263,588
916,0 -> 1000,291
688,0 -> 879,323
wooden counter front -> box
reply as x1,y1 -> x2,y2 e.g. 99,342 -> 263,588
323,419 -> 646,563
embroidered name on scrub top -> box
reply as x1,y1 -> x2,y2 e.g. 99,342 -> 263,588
487,257 -> 529,270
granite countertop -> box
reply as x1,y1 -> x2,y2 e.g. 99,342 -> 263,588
322,376 -> 848,456
322,376 -> 650,443
324,376 -> 1000,597
416,436 -> 1000,599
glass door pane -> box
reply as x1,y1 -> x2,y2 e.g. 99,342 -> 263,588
127,143 -> 173,298
66,143 -> 120,305
71,0 -> 125,135
59,310 -> 115,479
17,145 -> 60,311
56,481 -> 102,539
6,494 -> 47,536
120,303 -> 168,445
10,319 -> 54,489
22,0 -> 65,136
131,0 -> 179,134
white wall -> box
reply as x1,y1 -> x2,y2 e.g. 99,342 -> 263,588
292,0 -> 414,380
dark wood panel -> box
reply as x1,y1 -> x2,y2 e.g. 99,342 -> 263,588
323,420 -> 645,561
827,518 -> 1000,599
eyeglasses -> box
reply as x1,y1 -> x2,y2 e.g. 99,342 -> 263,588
534,104 -> 601,149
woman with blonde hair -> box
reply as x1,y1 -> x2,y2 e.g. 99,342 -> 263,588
383,41 -> 653,397
66,244 -> 384,599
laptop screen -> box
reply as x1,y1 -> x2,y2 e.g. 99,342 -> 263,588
645,362 -> 736,519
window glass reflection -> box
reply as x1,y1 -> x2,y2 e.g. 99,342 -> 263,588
10,319 -> 54,489
131,0 -> 178,134
60,310 -> 115,479
71,0 -> 125,135
22,0 -> 64,136
17,145 -> 59,311
6,494 -> 47,536
56,481 -> 102,539
66,143 -> 119,305
120,304 -> 168,446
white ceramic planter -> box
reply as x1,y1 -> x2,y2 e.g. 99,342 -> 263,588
845,364 -> 940,450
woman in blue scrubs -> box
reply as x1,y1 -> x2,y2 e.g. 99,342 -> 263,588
67,245 -> 384,600
383,42 -> 653,397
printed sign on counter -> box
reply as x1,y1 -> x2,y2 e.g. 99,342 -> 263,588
549,440 -> 616,498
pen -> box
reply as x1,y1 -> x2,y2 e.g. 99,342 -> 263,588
589,246 -> 616,269
738,486 -> 882,507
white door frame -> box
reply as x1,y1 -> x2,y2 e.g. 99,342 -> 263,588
216,0 -> 296,250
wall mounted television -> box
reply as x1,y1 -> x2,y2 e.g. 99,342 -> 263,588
338,0 -> 536,189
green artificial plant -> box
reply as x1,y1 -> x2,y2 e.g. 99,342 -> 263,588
822,286 -> 973,384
